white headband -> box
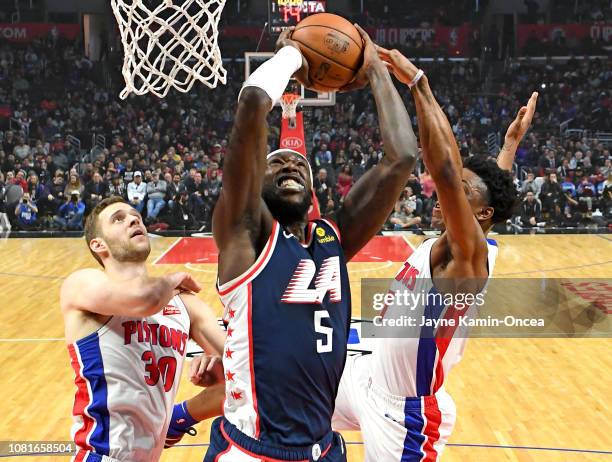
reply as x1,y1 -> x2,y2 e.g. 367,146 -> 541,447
267,149 -> 313,187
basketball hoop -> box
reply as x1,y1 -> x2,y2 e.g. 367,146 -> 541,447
110,0 -> 228,99
280,93 -> 301,124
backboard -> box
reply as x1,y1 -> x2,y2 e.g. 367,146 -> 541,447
244,52 -> 336,107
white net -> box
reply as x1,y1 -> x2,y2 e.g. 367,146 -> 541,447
280,93 -> 301,121
111,0 -> 227,99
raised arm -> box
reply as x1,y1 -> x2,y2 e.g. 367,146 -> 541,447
180,292 -> 226,356
212,43 -> 306,284
333,26 -> 418,260
379,47 -> 485,264
497,92 -> 538,171
60,268 -> 201,317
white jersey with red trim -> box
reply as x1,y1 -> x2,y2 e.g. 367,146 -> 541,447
370,237 -> 498,398
67,295 -> 190,462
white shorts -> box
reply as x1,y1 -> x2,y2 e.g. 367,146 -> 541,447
333,355 -> 456,462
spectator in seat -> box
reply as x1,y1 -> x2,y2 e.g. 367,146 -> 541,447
521,191 -> 542,227
336,164 -> 353,200
84,172 -> 109,211
561,191 -> 581,226
576,175 -> 596,215
53,191 -> 85,230
14,170 -> 27,193
389,201 -> 421,230
539,172 -> 563,217
314,143 -> 334,180
539,148 -> 557,174
521,170 -> 539,196
64,173 -> 84,197
314,168 -> 333,209
170,190 -> 196,230
27,173 -> 46,205
321,197 -> 338,216
557,159 -> 571,179
400,186 -> 422,217
145,171 -> 167,223
127,171 -> 146,213
13,137 -> 31,161
166,173 -> 186,210
187,170 -> 203,195
204,167 -> 222,201
0,172 -> 11,232
4,171 -> 24,220
108,174 -> 126,199
14,192 -> 39,230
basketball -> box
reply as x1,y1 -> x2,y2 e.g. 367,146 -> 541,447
291,13 -> 364,92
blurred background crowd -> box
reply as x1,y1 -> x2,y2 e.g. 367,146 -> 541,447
0,0 -> 610,234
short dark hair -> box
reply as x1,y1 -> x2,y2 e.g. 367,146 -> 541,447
84,196 -> 127,266
463,156 -> 518,224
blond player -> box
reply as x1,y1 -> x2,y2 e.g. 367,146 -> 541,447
60,196 -> 225,462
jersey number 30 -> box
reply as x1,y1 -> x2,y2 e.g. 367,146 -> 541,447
282,257 -> 341,354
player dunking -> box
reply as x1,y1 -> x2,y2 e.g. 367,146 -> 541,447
192,28 -> 418,461
332,48 -> 536,461
60,197 -> 225,462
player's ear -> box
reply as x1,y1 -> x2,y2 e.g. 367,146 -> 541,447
90,237 -> 108,258
476,206 -> 494,222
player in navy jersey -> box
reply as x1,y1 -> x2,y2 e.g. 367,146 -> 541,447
186,26 -> 419,462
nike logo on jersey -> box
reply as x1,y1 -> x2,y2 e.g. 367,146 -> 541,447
163,304 -> 181,316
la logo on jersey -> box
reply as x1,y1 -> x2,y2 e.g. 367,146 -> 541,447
282,256 -> 342,304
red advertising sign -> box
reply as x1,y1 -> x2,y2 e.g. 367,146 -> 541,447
517,23 -> 612,49
0,23 -> 80,42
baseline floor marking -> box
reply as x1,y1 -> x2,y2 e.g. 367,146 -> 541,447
152,237 -> 183,265
496,259 -> 612,276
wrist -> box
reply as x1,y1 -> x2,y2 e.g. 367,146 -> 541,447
365,61 -> 387,80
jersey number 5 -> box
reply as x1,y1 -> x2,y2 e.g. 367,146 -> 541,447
314,310 -> 333,353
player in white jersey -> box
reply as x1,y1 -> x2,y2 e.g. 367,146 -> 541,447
332,47 -> 538,461
60,196 -> 226,462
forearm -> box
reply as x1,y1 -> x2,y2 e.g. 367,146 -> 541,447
497,141 -> 518,171
367,64 -> 417,168
410,75 -> 462,184
185,384 -> 225,421
110,273 -> 185,315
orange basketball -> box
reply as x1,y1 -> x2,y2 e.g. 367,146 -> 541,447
292,13 -> 364,92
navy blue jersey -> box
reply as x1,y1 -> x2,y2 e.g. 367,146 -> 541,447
217,219 -> 351,446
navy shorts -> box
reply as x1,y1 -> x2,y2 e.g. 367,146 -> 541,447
204,417 -> 347,462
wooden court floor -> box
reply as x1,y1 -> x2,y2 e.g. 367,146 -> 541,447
0,234 -> 611,461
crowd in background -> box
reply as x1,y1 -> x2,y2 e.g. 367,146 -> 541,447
0,31 -> 610,234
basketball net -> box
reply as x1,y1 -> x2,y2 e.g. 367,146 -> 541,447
110,0 -> 228,99
279,91 -> 321,220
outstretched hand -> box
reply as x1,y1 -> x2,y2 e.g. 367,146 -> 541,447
504,92 -> 539,147
339,24 -> 384,92
376,46 -> 420,86
275,28 -> 313,89
190,354 -> 224,387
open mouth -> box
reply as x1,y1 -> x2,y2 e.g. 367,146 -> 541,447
276,174 -> 305,192
130,229 -> 145,238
